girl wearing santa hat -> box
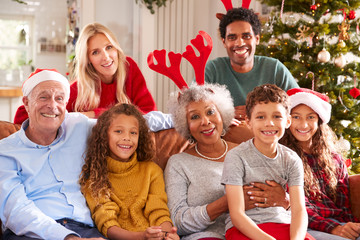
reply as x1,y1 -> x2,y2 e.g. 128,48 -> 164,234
280,88 -> 360,240
14,23 -> 156,124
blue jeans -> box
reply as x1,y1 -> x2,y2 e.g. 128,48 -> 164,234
307,219 -> 360,240
3,218 -> 105,240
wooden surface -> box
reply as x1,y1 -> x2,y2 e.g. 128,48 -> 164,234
0,87 -> 22,97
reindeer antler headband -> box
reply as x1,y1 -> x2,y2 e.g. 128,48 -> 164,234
216,0 -> 252,20
147,30 -> 213,90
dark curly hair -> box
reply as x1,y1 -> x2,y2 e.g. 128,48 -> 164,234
246,84 -> 289,119
219,7 -> 261,39
79,103 -> 155,200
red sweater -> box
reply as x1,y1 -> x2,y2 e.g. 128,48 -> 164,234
306,153 -> 358,233
14,57 -> 156,124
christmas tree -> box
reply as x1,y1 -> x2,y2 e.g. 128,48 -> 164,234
256,0 -> 360,173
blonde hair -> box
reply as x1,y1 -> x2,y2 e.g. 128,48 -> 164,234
74,22 -> 130,112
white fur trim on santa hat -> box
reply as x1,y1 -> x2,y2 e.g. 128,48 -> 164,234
22,69 -> 70,101
289,92 -> 331,123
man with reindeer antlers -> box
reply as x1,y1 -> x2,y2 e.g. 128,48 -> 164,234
205,1 -> 298,120
202,0 -> 298,223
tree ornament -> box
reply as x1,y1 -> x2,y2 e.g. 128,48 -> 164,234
338,91 -> 350,112
349,87 -> 360,98
280,0 -> 285,20
334,54 -> 346,68
349,75 -> 360,98
306,71 -> 315,90
267,16 -> 275,33
337,136 -> 351,160
296,25 -> 315,43
285,13 -> 297,27
338,20 -> 350,41
338,40 -> 346,48
344,159 -> 352,168
317,48 -> 331,63
310,0 -> 317,10
347,10 -> 356,20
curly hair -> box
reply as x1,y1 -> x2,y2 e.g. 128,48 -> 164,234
219,7 -> 262,39
280,118 -> 339,202
246,84 -> 289,119
79,103 -> 155,200
167,83 -> 234,141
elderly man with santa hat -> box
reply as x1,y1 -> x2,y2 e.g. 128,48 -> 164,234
0,69 -> 106,240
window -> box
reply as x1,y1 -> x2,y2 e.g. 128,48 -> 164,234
0,15 -> 33,86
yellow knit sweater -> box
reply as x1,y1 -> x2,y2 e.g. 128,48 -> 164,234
83,153 -> 172,237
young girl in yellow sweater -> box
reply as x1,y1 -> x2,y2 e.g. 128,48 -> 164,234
79,103 -> 179,240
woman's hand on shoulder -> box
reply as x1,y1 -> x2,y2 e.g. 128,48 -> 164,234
230,118 -> 243,126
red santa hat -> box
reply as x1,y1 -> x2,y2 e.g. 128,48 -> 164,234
22,68 -> 70,101
287,88 -> 331,123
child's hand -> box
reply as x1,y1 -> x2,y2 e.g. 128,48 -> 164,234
163,227 -> 179,240
143,226 -> 163,239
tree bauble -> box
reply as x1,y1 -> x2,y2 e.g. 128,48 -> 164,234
334,55 -> 346,68
338,40 -> 346,48
317,48 -> 330,63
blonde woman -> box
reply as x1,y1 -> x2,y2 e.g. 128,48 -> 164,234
14,23 -> 156,124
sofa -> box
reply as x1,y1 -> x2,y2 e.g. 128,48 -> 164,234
0,120 -> 359,238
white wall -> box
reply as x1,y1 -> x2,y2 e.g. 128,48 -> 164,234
0,0 -> 67,75
94,0 -> 134,57
0,0 -> 67,121
0,0 -> 265,120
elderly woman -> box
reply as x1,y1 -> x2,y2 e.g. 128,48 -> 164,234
164,83 -> 238,240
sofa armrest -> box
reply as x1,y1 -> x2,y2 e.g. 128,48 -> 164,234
0,121 -> 21,140
151,128 -> 193,170
349,174 -> 360,219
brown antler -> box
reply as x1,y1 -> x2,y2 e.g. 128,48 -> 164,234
147,49 -> 188,90
182,31 -> 213,85
221,0 -> 233,11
